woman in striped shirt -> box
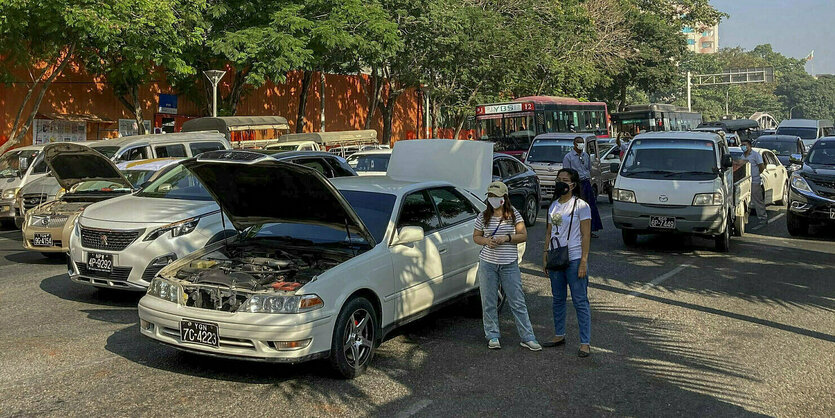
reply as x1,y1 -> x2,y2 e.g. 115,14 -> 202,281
473,181 -> 541,351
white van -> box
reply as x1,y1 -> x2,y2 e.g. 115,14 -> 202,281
0,144 -> 52,227
611,131 -> 742,251
776,119 -> 835,150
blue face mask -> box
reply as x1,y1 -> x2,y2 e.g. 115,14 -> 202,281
741,145 -> 749,152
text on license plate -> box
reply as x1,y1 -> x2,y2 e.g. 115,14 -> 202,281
33,233 -> 52,247
830,208 -> 835,220
87,252 -> 113,273
650,216 -> 676,229
180,320 -> 219,348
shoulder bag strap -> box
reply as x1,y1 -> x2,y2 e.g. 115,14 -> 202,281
565,197 -> 578,242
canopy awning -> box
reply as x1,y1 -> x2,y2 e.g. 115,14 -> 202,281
37,113 -> 116,124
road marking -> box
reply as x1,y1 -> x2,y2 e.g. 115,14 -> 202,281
627,264 -> 692,298
750,213 -> 785,231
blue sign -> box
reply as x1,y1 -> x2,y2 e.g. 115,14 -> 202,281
158,94 -> 178,114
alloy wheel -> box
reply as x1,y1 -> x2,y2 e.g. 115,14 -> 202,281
526,196 -> 537,225
342,309 -> 374,369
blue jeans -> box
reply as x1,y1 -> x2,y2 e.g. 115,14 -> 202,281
478,260 -> 536,342
548,259 -> 591,344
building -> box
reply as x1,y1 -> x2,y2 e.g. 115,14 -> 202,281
682,23 -> 719,54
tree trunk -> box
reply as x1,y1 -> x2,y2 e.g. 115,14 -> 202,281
8,66 -> 50,144
133,84 -> 146,135
296,70 -> 314,133
618,82 -> 628,112
363,68 -> 382,130
379,88 -> 402,145
453,113 -> 466,140
430,96 -> 440,138
226,68 -> 248,116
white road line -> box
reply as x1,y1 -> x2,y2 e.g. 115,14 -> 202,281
627,264 -> 692,298
750,213 -> 785,231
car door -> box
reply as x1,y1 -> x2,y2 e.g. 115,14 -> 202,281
427,187 -> 480,296
769,151 -> 788,202
761,151 -> 780,203
492,158 -> 505,182
498,157 -> 525,210
390,189 -> 445,320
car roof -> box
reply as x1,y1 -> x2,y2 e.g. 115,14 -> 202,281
89,131 -> 227,148
633,131 -> 722,141
330,175 -> 452,195
349,149 -> 392,157
778,119 -> 833,128
816,136 -> 835,143
267,150 -> 339,160
755,135 -> 800,142
117,158 -> 182,171
533,133 -> 596,141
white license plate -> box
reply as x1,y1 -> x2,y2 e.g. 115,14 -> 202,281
830,208 -> 835,220
180,320 -> 219,348
650,216 -> 676,229
33,233 -> 52,247
87,252 -> 113,273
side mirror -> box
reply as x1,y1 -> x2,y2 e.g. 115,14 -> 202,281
789,154 -> 802,164
721,154 -> 733,169
521,152 -> 528,160
391,226 -> 424,246
610,162 -> 620,173
18,157 -> 30,176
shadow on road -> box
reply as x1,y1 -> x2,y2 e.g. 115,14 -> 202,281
4,250 -> 66,265
40,274 -> 142,308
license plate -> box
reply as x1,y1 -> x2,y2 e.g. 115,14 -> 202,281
87,252 -> 113,273
650,216 -> 676,229
33,233 -> 52,247
180,320 -> 219,348
830,208 -> 835,220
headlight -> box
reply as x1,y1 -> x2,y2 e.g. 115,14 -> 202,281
613,188 -> 636,203
2,188 -> 18,200
146,277 -> 185,304
693,192 -> 723,206
144,217 -> 200,241
239,294 -> 324,314
791,173 -> 813,193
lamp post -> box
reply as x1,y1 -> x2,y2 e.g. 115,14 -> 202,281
203,70 -> 226,117
789,105 -> 797,119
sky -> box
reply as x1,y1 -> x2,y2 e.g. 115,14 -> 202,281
711,0 -> 835,75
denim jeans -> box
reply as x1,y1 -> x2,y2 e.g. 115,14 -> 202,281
548,259 -> 591,344
478,260 -> 536,342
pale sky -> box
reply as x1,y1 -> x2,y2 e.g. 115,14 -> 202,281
712,0 -> 835,75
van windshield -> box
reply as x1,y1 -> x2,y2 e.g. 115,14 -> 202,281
776,127 -> 817,140
620,139 -> 717,180
527,142 -> 573,163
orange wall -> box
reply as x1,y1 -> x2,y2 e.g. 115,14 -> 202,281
1,62 -> 422,146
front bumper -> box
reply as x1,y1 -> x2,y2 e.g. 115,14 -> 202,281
536,174 -> 559,200
21,218 -> 73,253
788,187 -> 835,224
0,198 -> 15,220
613,201 -> 726,235
138,296 -> 332,362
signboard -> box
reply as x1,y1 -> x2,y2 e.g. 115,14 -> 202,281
33,119 -> 87,144
118,119 -> 152,137
158,94 -> 178,114
476,102 -> 534,116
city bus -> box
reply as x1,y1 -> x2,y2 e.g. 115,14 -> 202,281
475,96 -> 609,157
610,104 -> 702,137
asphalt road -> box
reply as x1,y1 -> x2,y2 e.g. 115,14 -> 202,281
0,200 -> 833,417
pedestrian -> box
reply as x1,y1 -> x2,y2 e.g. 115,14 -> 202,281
473,181 -> 541,352
562,136 -> 603,237
542,168 -> 592,357
742,138 -> 768,221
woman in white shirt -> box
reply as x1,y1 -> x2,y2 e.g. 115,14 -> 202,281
541,168 -> 592,357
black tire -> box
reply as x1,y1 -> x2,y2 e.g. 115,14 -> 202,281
329,297 -> 378,379
14,217 -> 24,229
608,188 -> 613,204
0,220 -> 14,229
775,181 -> 788,206
715,217 -> 730,252
622,230 -> 637,247
523,195 -> 538,227
786,210 -> 808,236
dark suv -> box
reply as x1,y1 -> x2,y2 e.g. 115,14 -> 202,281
786,137 -> 835,235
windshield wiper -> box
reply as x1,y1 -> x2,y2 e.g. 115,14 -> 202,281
663,171 -> 715,177
621,169 -> 671,177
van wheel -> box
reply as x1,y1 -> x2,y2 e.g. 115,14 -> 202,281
786,211 -> 808,236
608,188 -> 613,204
733,213 -> 745,237
329,297 -> 378,379
622,230 -> 637,247
523,195 -> 538,227
715,219 -> 730,252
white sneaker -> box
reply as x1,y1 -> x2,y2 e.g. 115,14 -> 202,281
488,338 -> 501,349
520,340 -> 542,351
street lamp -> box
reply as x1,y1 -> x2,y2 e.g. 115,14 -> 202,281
203,70 -> 226,117
789,105 -> 797,119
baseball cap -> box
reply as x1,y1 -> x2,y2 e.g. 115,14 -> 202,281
487,181 -> 508,197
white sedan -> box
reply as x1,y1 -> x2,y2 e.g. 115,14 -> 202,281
345,149 -> 392,176
138,140 -> 494,378
731,147 -> 789,206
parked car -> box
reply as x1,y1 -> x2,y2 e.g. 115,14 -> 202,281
759,129 -> 777,136
22,146 -> 178,258
137,140 -> 493,378
346,149 -> 392,176
523,133 -> 614,203
776,119 -> 835,150
492,153 -> 540,226
1,144 -> 51,227
264,141 -> 321,152
729,146 -> 788,208
786,137 -> 835,235
612,132 -> 742,251
67,150 -> 356,291
754,135 -> 806,172
696,119 -> 761,143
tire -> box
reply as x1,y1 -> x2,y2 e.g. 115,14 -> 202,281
329,297 -> 378,379
622,230 -> 637,247
733,213 -> 745,237
608,188 -> 613,204
592,184 -> 599,198
14,217 -> 24,229
523,195 -> 538,227
715,217 -> 730,252
775,181 -> 788,206
0,220 -> 14,229
786,210 -> 808,236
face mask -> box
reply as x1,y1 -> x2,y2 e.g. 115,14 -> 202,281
555,181 -> 570,197
741,145 -> 749,152
576,143 -> 585,152
488,197 -> 504,209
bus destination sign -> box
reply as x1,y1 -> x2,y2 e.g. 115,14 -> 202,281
476,102 -> 534,116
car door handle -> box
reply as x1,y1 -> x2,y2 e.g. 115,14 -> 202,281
438,247 -> 449,254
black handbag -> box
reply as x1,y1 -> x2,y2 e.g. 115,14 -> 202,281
546,198 -> 577,271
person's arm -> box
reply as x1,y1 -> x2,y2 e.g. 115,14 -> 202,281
578,219 -> 591,278
543,222 -> 552,274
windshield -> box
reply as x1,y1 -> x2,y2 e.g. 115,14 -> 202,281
807,141 -> 835,165
121,169 -> 158,188
0,150 -> 39,178
341,190 -> 396,243
754,140 -> 797,156
350,154 -> 390,172
776,127 -> 817,140
527,142 -> 573,163
135,165 -> 213,201
89,146 -> 120,158
620,139 -> 718,180
71,180 -> 131,194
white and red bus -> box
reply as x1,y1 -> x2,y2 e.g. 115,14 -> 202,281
475,96 -> 610,157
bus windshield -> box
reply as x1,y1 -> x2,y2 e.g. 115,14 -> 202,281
477,115 -> 536,152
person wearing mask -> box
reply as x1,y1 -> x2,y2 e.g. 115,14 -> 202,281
542,168 -> 592,357
562,136 -> 603,237
742,138 -> 768,222
473,181 -> 541,351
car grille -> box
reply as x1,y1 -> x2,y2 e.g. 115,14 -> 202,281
80,227 -> 143,251
29,214 -> 69,228
142,264 -> 165,282
182,285 -> 250,312
23,193 -> 48,211
75,262 -> 132,281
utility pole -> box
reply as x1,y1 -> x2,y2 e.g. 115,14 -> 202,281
687,71 -> 692,112
203,70 -> 226,117
319,72 -> 326,132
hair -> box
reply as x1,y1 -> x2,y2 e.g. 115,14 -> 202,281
573,136 -> 585,144
741,137 -> 753,145
557,168 -> 582,199
482,193 -> 516,225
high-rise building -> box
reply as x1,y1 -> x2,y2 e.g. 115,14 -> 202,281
682,23 -> 719,54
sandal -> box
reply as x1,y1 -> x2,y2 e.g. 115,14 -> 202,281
578,345 -> 591,358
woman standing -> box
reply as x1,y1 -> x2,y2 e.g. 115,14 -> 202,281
473,181 -> 541,351
542,168 -> 592,357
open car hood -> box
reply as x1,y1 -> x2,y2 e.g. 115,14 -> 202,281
181,156 -> 376,245
44,143 -> 131,190
386,139 -> 493,196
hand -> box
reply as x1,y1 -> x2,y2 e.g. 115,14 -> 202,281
542,260 -> 548,275
486,238 -> 500,249
578,260 -> 588,278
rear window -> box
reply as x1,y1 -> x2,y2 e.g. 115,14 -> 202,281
754,140 -> 797,156
776,127 -> 817,140
189,142 -> 226,156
